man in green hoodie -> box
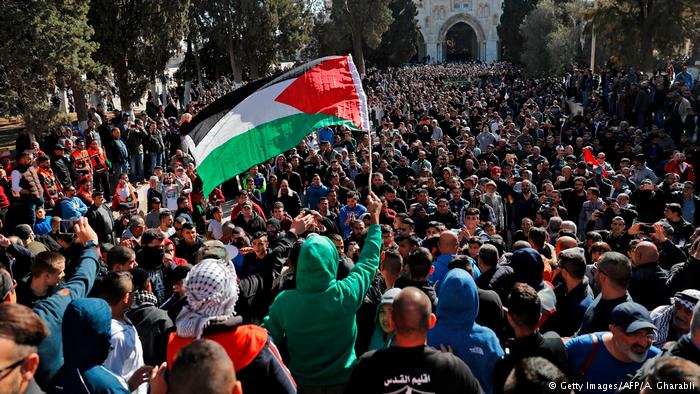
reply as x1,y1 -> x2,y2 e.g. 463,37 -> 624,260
263,192 -> 383,393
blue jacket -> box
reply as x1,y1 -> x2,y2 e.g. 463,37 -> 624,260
430,253 -> 480,294
34,248 -> 100,389
338,204 -> 367,238
428,269 -> 504,394
60,196 -> 88,219
34,216 -> 52,236
51,298 -> 129,393
303,183 -> 329,209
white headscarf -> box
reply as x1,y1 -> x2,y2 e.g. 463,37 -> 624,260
175,258 -> 239,338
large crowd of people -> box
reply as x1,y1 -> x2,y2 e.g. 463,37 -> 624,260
1,61 -> 700,394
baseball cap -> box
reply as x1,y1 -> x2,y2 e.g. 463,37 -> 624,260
611,302 -> 656,333
150,197 -> 161,204
491,166 -> 502,174
613,174 -> 626,182
380,288 -> 401,305
242,201 -> 253,208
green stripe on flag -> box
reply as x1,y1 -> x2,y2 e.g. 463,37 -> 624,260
197,112 -> 356,196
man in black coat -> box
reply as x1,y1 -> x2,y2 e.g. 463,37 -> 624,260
238,228 -> 297,323
50,144 -> 74,189
86,192 -> 115,245
628,241 -> 670,311
126,268 -> 174,366
232,202 -> 266,236
494,283 -> 569,394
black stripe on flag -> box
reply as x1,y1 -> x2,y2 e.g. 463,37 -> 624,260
181,56 -> 345,147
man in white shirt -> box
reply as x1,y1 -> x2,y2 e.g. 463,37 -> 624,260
102,271 -> 151,394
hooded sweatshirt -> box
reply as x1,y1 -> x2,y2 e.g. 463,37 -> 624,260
428,269 -> 504,394
263,224 -> 382,387
51,298 -> 129,393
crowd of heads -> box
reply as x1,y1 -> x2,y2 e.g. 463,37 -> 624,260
0,62 -> 699,393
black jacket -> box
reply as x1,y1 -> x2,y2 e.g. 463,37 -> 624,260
50,154 -> 74,189
355,273 -> 387,356
126,299 -> 174,366
658,239 -> 687,270
233,213 -> 266,236
395,276 -> 438,310
578,292 -> 633,335
87,204 -> 115,245
238,233 -> 295,322
667,256 -> 700,294
550,279 -> 593,337
494,332 -> 570,393
474,264 -> 515,302
174,235 -> 205,265
628,262 -> 670,311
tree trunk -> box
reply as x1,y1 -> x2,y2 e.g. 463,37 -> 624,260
228,40 -> 243,83
249,55 -> 260,80
73,82 -> 89,131
114,57 -> 134,117
161,73 -> 168,107
351,24 -> 365,74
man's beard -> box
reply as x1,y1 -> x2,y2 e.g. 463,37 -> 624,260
615,336 -> 649,363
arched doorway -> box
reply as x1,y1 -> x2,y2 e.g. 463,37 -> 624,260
412,31 -> 428,64
444,22 -> 478,62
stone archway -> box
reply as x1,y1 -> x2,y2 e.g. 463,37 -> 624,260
444,22 -> 478,62
437,13 -> 486,61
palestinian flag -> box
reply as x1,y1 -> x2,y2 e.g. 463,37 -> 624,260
182,55 -> 369,195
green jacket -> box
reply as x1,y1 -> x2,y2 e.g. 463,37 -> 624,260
263,224 -> 381,387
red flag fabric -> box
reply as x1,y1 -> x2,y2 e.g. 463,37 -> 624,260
583,147 -> 606,177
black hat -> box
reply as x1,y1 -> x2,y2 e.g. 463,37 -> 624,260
611,302 -> 656,333
53,143 -> 66,151
266,218 -> 281,231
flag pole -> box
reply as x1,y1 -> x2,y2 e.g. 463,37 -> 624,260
367,128 -> 373,190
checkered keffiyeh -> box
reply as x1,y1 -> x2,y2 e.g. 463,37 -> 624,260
132,290 -> 159,307
176,259 -> 239,339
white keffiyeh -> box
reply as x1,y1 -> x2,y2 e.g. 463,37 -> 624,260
175,259 -> 239,338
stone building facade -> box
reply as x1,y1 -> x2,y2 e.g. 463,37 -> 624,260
415,0 -> 503,63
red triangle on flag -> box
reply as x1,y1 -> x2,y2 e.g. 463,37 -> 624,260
275,57 -> 364,129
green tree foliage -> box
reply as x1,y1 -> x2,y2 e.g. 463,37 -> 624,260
329,0 -> 393,74
0,0 -> 99,134
520,0 -> 585,76
368,0 -> 420,67
585,0 -> 700,69
88,0 -> 190,112
196,0 -> 311,82
498,0 -> 535,62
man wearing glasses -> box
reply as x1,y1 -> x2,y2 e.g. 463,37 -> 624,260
0,303 -> 48,394
565,302 -> 661,394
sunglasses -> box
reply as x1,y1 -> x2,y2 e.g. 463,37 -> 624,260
591,262 -> 609,277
